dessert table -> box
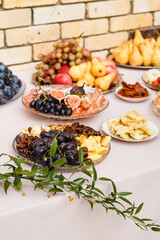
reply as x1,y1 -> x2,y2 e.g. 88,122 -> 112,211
0,67 -> 160,240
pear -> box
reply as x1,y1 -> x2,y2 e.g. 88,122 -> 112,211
129,44 -> 143,66
76,79 -> 90,87
128,39 -> 133,55
86,61 -> 92,72
156,35 -> 160,47
134,29 -> 144,46
139,42 -> 153,66
114,41 -> 129,64
83,72 -> 95,87
112,42 -> 127,59
152,46 -> 160,66
95,73 -> 116,91
69,63 -> 87,81
91,58 -> 107,77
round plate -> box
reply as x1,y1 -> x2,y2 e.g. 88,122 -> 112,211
0,81 -> 26,106
108,54 -> 160,70
142,73 -> 160,91
101,117 -> 159,142
12,138 -> 111,173
22,86 -> 109,120
32,72 -> 123,95
115,86 -> 151,102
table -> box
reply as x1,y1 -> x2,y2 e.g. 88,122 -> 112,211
0,67 -> 160,240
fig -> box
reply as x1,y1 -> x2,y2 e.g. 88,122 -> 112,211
64,95 -> 81,110
49,89 -> 65,100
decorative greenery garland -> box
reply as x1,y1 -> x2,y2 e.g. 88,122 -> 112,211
0,139 -> 160,232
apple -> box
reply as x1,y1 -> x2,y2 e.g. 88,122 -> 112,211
94,56 -> 103,62
59,65 -> 70,74
106,65 -> 119,85
101,59 -> 116,67
54,73 -> 73,85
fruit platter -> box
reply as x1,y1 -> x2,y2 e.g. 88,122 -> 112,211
115,81 -> 150,102
33,39 -> 121,94
13,122 -> 111,172
22,85 -> 109,120
102,110 -> 159,142
0,62 -> 25,105
111,29 -> 160,68
142,69 -> 160,91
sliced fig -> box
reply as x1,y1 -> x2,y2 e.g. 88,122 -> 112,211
49,89 -> 65,100
64,95 -> 81,110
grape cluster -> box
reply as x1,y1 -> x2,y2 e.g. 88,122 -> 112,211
0,62 -> 22,105
29,93 -> 72,116
35,39 -> 91,84
16,130 -> 81,167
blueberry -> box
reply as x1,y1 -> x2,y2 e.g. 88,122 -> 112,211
29,100 -> 36,108
7,69 -> 13,78
0,62 -> 8,73
0,80 -> 5,89
11,75 -> 22,87
10,82 -> 19,95
0,97 -> 6,105
2,86 -> 13,100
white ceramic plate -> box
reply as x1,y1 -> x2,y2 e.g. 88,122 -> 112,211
115,86 -> 151,102
101,117 -> 159,142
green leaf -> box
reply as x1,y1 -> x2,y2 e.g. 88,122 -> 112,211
0,173 -> 8,180
88,200 -> 93,210
52,158 -> 66,167
15,180 -> 22,190
47,169 -> 59,179
10,156 -> 22,171
78,168 -> 91,177
94,187 -> 105,196
135,203 -> 144,215
119,196 -> 132,206
92,165 -> 97,181
141,218 -> 153,222
111,181 -> 117,194
83,161 -> 93,166
79,147 -> 83,165
65,164 -> 74,172
50,138 -> 57,157
48,188 -> 63,193
99,177 -> 112,182
118,192 -> 132,197
4,180 -> 11,194
92,177 -> 95,189
132,216 -> 144,223
151,227 -> 160,232
14,174 -> 22,186
39,178 -> 51,187
19,159 -> 31,165
49,180 -> 63,186
37,168 -> 48,175
31,164 -> 38,173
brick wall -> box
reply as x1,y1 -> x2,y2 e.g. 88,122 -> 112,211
0,0 -> 159,71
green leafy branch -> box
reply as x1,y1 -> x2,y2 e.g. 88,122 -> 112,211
0,147 -> 160,232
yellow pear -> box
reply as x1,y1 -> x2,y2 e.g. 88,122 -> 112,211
76,79 -> 90,86
114,41 -> 129,64
83,72 -> 95,87
69,63 -> 87,81
95,73 -> 116,91
112,42 -> 126,59
156,35 -> 160,47
134,29 -> 144,46
128,39 -> 133,55
129,44 -> 143,66
152,46 -> 160,66
139,42 -> 153,66
91,58 -> 107,77
86,61 -> 92,72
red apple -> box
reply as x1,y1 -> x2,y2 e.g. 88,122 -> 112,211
106,65 -> 120,85
54,73 -> 73,85
94,56 -> 103,62
101,59 -> 116,67
59,65 -> 70,74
